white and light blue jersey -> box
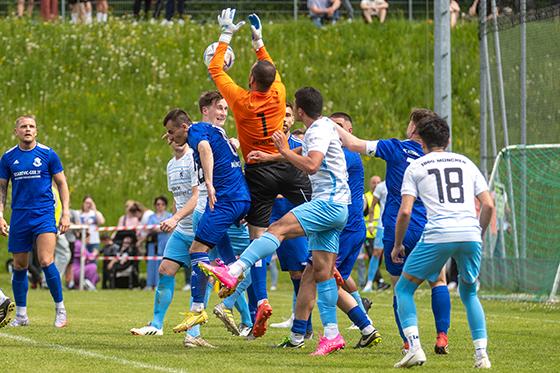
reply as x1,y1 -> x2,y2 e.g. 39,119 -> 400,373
167,149 -> 199,236
303,117 -> 350,204
401,151 -> 488,243
0,143 -> 63,211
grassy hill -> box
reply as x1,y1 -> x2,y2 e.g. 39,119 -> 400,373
0,18 -> 480,228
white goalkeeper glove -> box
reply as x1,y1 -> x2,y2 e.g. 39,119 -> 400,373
248,13 -> 264,50
218,8 -> 246,44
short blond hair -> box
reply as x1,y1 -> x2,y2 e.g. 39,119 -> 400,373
15,115 -> 36,128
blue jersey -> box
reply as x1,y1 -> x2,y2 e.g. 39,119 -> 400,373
343,147 -> 365,232
287,133 -> 303,150
187,122 -> 250,202
374,139 -> 427,232
0,143 -> 63,211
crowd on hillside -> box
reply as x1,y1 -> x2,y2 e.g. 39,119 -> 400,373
12,0 -> 483,28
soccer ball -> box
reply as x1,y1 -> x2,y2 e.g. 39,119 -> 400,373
203,42 -> 235,71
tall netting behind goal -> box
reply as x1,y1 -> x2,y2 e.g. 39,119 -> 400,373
478,1 -> 560,301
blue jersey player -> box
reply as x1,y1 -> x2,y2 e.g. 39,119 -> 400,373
163,108 -> 251,336
392,116 -> 493,368
337,108 -> 452,354
0,115 -> 70,328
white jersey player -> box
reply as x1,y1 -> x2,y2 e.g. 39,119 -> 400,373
391,115 -> 494,369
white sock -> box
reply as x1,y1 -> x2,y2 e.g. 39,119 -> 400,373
55,301 -> 65,310
102,13 -> 108,22
364,280 -> 373,288
403,326 -> 421,352
361,324 -> 375,336
474,338 -> 488,358
324,323 -> 339,340
228,261 -> 247,278
96,12 -> 103,22
0,288 -> 7,302
16,306 -> 27,317
290,331 -> 304,344
191,302 -> 205,312
257,299 -> 268,307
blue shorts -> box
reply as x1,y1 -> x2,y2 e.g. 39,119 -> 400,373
383,227 -> 424,276
163,230 -> 194,267
336,227 -> 366,280
270,197 -> 294,223
373,227 -> 384,249
8,208 -> 57,253
291,199 -> 348,254
404,241 -> 482,284
277,236 -> 308,272
195,200 -> 250,248
210,223 -> 251,262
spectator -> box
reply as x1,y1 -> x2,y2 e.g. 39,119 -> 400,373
114,200 -> 142,244
160,0 -> 185,25
145,196 -> 172,290
64,209 -> 81,289
40,0 -> 58,21
107,236 -> 139,289
71,232 -> 99,290
100,234 -> 119,289
341,0 -> 354,21
133,0 -> 151,21
17,0 -> 34,18
80,195 -> 105,254
307,0 -> 341,27
360,0 -> 388,24
96,0 -> 108,23
450,0 -> 460,28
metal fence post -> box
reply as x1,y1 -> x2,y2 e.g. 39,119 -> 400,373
520,0 -> 527,261
294,0 -> 298,21
79,226 -> 86,291
479,0 -> 488,177
434,0 -> 452,149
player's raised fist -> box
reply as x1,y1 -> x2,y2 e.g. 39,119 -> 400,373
218,8 -> 246,44
248,13 -> 264,50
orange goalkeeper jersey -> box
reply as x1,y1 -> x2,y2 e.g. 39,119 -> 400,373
208,42 -> 286,164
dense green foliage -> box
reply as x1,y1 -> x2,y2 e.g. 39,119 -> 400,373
0,273 -> 558,372
0,18 -> 480,225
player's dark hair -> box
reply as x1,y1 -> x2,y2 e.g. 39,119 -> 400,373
330,112 -> 353,124
198,91 -> 224,113
416,115 -> 450,150
251,60 -> 276,92
409,108 -> 437,125
286,101 -> 293,110
292,128 -> 305,136
295,87 -> 323,119
163,109 -> 192,128
154,196 -> 168,207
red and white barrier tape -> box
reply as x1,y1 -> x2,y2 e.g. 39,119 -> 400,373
93,255 -> 164,261
69,224 -> 160,232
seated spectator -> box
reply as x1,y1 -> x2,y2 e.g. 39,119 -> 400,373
113,200 -> 142,244
308,0 -> 341,27
100,234 -> 119,289
360,0 -> 388,24
107,236 -> 139,289
71,232 -> 100,291
145,196 -> 172,290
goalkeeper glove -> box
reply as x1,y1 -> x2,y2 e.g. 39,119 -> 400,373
218,8 -> 246,44
248,13 -> 264,50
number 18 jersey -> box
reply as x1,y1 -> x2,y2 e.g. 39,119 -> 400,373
401,151 -> 489,244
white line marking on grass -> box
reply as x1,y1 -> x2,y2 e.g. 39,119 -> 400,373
0,333 -> 187,373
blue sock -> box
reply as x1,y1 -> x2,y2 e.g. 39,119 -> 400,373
393,295 -> 407,343
190,252 -> 209,304
151,274 -> 175,329
12,268 -> 28,308
247,284 -> 258,324
395,277 -> 419,330
291,277 -> 301,312
316,278 -> 338,327
223,268 -> 252,309
306,314 -> 313,333
459,280 -> 487,340
239,232 -> 280,268
291,318 -> 308,335
216,235 -> 236,264
347,305 -> 371,330
367,256 -> 379,283
250,260 -> 268,303
350,290 -> 366,313
234,293 -> 253,327
431,285 -> 451,334
42,263 -> 63,303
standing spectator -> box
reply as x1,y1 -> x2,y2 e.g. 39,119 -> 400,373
79,195 -> 105,254
114,200 -> 142,244
133,0 -> 151,21
40,0 -> 58,21
145,196 -> 172,290
96,0 -> 109,23
17,0 -> 34,18
307,0 -> 341,27
341,0 -> 354,21
360,0 -> 388,24
71,232 -> 99,290
162,0 -> 185,25
52,186 -> 71,283
450,0 -> 460,28
100,234 -> 119,289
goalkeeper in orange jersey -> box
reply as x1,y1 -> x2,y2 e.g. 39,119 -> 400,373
207,9 -> 312,339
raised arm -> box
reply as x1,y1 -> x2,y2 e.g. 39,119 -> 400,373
335,126 -> 370,154
53,171 -> 71,234
249,14 -> 282,84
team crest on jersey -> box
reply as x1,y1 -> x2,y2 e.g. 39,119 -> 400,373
33,157 -> 42,167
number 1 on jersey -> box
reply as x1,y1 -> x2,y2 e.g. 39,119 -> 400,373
257,113 -> 268,136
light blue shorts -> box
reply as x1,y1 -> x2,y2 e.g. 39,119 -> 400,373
403,241 -> 482,284
373,227 -> 384,249
291,199 -> 348,254
163,229 -> 194,267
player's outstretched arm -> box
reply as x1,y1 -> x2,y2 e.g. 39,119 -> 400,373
335,126 -> 370,155
0,178 -> 8,236
53,171 -> 71,234
161,186 -> 199,233
248,13 -> 283,84
392,194 -> 415,264
272,130 -> 323,174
